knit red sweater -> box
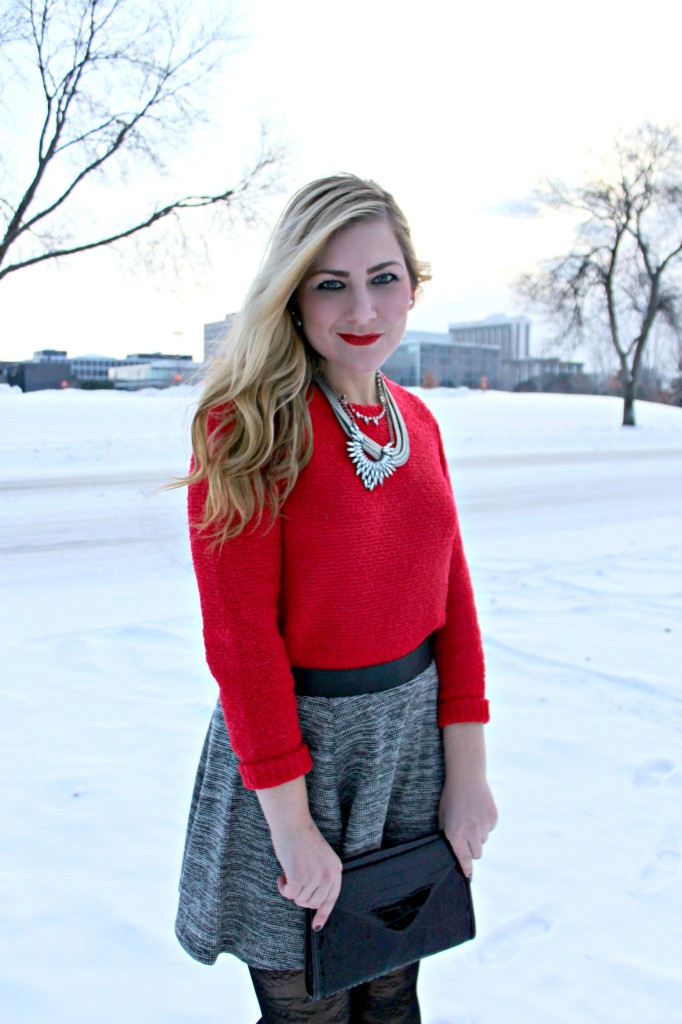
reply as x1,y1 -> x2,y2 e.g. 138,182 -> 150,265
189,381 -> 488,790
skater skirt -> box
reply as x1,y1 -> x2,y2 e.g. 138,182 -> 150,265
175,660 -> 445,971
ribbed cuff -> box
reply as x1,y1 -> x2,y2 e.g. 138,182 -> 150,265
238,743 -> 313,790
438,697 -> 490,727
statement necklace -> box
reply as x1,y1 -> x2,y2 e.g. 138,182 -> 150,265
314,370 -> 410,491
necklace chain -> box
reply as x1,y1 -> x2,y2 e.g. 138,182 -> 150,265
341,394 -> 386,427
314,370 -> 410,491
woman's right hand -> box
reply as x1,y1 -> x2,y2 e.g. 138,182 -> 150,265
256,777 -> 342,930
273,819 -> 342,930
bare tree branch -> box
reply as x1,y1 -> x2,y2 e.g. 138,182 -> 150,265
0,142 -> 284,281
0,0 -> 285,283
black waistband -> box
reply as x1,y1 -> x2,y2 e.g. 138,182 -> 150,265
292,637 -> 433,698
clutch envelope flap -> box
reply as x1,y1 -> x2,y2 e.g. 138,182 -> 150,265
332,834 -> 462,934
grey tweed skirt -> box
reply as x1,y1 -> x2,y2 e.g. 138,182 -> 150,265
175,660 -> 444,971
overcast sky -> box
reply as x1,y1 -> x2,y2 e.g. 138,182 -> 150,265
1,0 -> 680,364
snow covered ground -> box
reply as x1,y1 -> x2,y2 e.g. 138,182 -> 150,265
1,384 -> 680,1024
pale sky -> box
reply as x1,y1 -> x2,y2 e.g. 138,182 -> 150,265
1,0 -> 680,364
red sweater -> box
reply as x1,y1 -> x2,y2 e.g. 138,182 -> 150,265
189,381 -> 488,790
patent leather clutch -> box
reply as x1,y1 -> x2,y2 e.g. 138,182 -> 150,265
305,832 -> 475,1000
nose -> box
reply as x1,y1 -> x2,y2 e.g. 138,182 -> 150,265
346,285 -> 377,325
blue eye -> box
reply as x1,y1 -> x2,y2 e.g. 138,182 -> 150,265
316,279 -> 345,291
372,272 -> 398,285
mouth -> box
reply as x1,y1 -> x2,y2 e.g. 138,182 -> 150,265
338,333 -> 383,347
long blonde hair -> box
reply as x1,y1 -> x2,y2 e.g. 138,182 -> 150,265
183,173 -> 431,542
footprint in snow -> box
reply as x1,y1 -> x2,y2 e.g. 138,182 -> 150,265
468,904 -> 560,967
635,825 -> 681,894
632,759 -> 676,788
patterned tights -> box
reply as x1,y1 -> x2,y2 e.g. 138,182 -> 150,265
248,961 -> 421,1024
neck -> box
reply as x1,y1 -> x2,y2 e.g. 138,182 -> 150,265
319,364 -> 380,405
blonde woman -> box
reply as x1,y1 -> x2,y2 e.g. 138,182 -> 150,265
175,174 -> 497,1024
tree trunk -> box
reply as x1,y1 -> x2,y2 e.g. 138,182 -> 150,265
622,373 -> 636,426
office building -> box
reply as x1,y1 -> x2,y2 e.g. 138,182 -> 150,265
383,331 -> 500,388
108,356 -> 202,390
383,316 -> 582,391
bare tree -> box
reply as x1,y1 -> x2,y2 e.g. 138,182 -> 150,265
517,124 -> 682,426
0,0 -> 284,285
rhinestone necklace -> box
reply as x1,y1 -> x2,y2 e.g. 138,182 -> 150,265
342,398 -> 386,426
314,370 -> 410,491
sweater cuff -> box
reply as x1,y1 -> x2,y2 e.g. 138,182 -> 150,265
438,697 -> 490,727
238,743 -> 313,790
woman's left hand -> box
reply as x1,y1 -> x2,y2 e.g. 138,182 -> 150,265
439,723 -> 498,879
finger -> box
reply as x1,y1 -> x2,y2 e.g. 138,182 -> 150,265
278,875 -> 329,909
467,835 -> 484,861
450,837 -> 473,879
294,884 -> 326,908
311,876 -> 342,932
277,875 -> 306,901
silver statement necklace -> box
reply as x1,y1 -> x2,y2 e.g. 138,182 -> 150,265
314,370 -> 410,491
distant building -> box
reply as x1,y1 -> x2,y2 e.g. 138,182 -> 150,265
383,330 -> 500,388
383,315 -> 582,391
449,315 -> 531,361
33,348 -> 69,362
108,357 -> 202,390
204,314 -> 237,363
1,348 -> 200,392
5,360 -> 74,392
71,354 -> 136,383
2,350 -> 74,391
126,352 -> 194,363
503,355 -> 585,390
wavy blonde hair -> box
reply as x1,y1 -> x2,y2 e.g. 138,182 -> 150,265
182,173 -> 431,542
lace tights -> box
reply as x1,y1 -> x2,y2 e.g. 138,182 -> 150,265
248,961 -> 421,1024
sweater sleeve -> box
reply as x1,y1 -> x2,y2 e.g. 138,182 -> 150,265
432,429 -> 490,726
188,477 -> 313,789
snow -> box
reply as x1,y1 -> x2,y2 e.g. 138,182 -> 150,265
1,384 -> 681,1024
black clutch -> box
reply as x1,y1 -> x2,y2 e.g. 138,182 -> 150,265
305,831 -> 475,1000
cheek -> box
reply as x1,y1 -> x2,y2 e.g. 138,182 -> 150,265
384,283 -> 413,320
299,293 -> 330,329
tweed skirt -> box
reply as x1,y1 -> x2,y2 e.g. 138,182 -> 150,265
175,660 -> 444,971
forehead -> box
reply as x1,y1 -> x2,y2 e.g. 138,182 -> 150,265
313,219 -> 404,269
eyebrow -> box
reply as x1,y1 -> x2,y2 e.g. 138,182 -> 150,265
308,260 -> 402,278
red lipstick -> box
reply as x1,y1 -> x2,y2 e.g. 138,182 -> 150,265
338,333 -> 382,347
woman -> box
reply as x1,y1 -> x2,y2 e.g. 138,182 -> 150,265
175,174 -> 497,1024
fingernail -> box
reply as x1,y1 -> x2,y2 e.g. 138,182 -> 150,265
313,924 -> 322,933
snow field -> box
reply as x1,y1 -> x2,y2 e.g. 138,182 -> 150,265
1,385 -> 680,1023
